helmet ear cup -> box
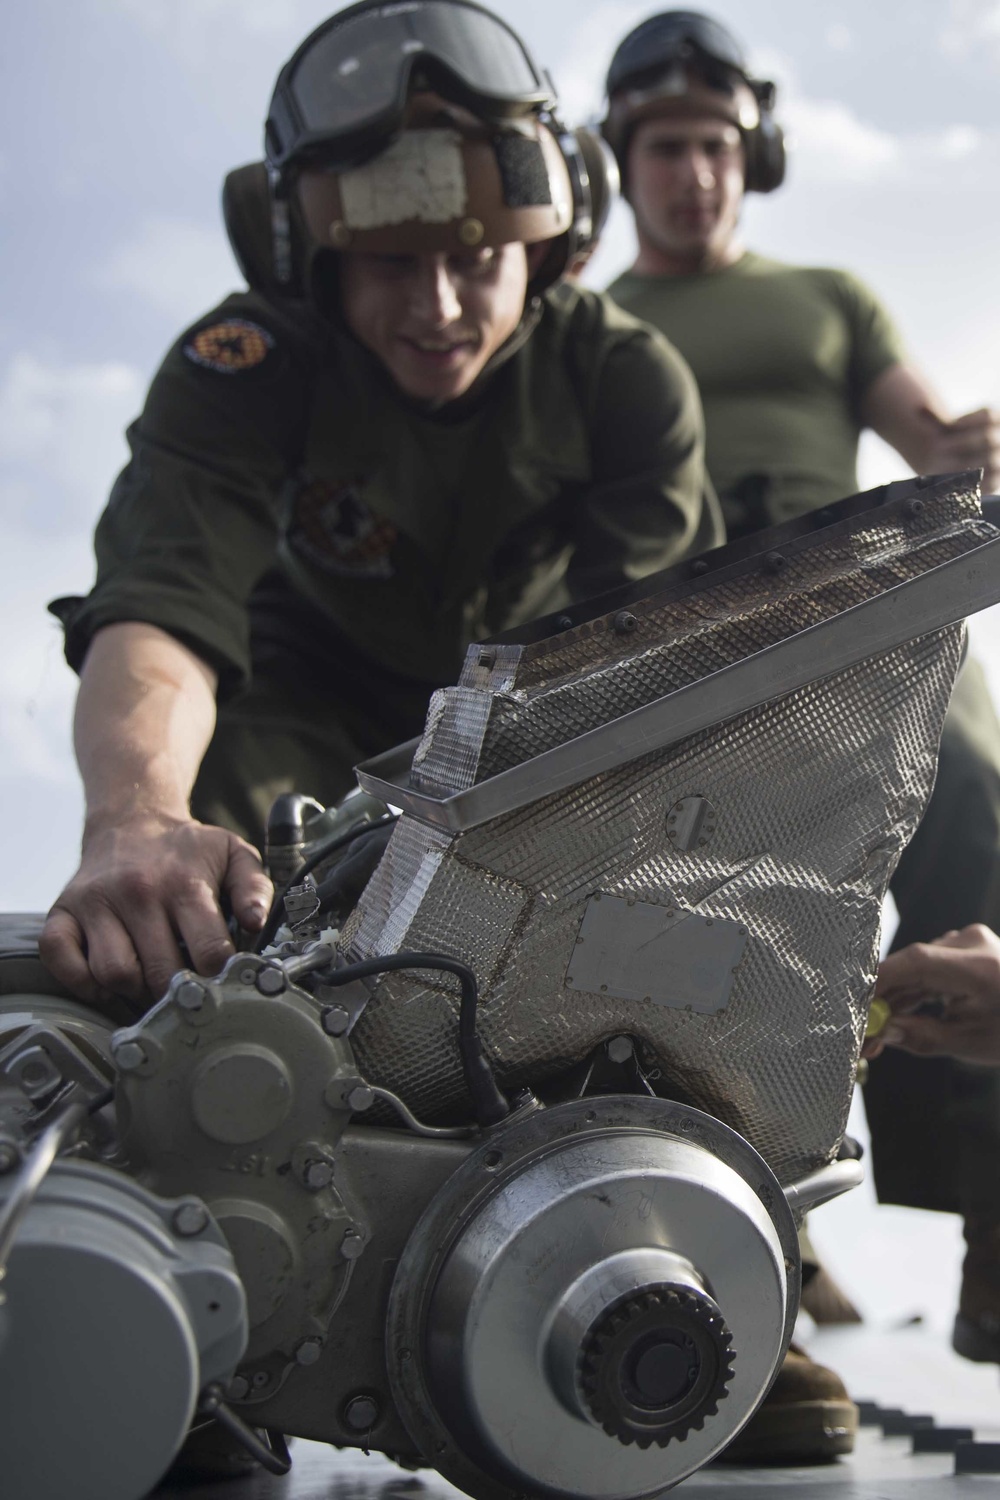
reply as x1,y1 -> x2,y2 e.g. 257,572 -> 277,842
223,161 -> 308,298
526,120 -> 621,293
743,110 -> 786,193
572,127 -> 620,247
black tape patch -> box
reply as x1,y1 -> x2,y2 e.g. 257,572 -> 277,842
289,478 -> 396,579
493,133 -> 553,208
183,318 -> 275,374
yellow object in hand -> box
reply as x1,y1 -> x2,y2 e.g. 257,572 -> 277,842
865,997 -> 891,1039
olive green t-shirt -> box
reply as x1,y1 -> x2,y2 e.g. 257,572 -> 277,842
607,252 -> 906,533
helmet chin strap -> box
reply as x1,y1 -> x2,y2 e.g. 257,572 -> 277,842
268,166 -> 293,285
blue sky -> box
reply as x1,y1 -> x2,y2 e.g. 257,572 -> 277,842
4,0 -> 1000,908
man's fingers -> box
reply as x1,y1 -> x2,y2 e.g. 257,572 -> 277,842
83,909 -> 148,1002
173,878 -> 237,977
946,406 -> 996,431
224,840 -> 274,933
39,907 -> 101,1001
879,940 -> 975,997
882,1016 -> 954,1057
129,910 -> 187,1002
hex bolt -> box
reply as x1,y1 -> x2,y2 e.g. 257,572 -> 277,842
256,967 -> 286,996
294,1337 -> 324,1367
0,1138 -> 20,1174
175,979 -> 206,1012
347,1085 -> 375,1113
341,1229 -> 365,1261
172,1201 -> 210,1237
613,610 -> 638,635
10,1050 -> 61,1100
227,1375 -> 250,1402
763,551 -> 787,574
607,1035 -> 634,1065
114,1040 -> 147,1072
321,1005 -> 350,1037
343,1394 -> 381,1432
304,1159 -> 335,1191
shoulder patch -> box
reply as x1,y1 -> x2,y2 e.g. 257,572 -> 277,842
183,318 -> 276,373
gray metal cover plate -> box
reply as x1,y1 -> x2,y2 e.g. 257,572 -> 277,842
566,895 -> 748,1014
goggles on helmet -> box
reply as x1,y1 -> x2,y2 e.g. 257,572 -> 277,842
267,0 -> 555,175
605,10 -> 750,98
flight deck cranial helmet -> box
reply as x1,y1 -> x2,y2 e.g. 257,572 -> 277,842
602,10 -> 786,195
261,0 -> 614,299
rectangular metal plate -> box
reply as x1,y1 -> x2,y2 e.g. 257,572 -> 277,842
565,895 -> 748,1014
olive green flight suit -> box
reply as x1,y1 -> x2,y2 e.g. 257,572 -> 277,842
609,253 -> 1000,1220
58,280 -> 721,850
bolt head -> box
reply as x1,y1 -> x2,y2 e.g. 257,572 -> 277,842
295,1337 -> 324,1366
607,1035 -> 634,1065
304,1159 -> 335,1190
613,610 -> 638,635
227,1375 -> 250,1402
175,979 -> 206,1012
341,1229 -> 365,1261
321,1005 -> 350,1037
344,1394 -> 380,1431
114,1040 -> 147,1072
172,1200 -> 210,1237
347,1085 -> 374,1113
256,967 -> 286,996
238,966 -> 258,985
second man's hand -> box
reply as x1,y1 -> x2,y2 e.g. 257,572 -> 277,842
40,812 -> 273,1006
865,923 -> 1000,1066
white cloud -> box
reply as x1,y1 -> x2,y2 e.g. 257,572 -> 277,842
941,0 -> 1000,59
0,351 -> 149,793
933,123 -> 982,158
100,216 -> 240,323
824,23 -> 853,52
0,352 -> 144,523
783,98 -> 900,183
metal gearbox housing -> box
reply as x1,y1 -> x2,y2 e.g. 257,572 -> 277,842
0,1158 -> 247,1500
111,949 -> 370,1396
386,1097 -> 799,1499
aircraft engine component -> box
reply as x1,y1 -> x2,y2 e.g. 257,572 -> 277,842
1,474 -> 999,1498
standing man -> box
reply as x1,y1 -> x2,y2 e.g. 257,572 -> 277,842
603,5 -> 1000,1453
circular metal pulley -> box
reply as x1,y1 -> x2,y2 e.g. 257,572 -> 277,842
387,1097 -> 799,1500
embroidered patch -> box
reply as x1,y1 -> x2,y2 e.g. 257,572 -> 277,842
183,318 -> 275,374
289,479 -> 396,579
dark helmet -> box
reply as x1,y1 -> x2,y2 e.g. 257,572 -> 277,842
236,0 -> 615,298
602,10 -> 786,195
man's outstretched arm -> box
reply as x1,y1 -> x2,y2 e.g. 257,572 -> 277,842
862,364 -> 1000,493
40,621 -> 273,1005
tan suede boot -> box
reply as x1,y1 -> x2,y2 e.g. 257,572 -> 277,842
715,1344 -> 858,1464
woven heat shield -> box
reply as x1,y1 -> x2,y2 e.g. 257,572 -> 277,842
342,476 -> 994,1183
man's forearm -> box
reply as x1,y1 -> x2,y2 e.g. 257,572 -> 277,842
75,621 -> 219,835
